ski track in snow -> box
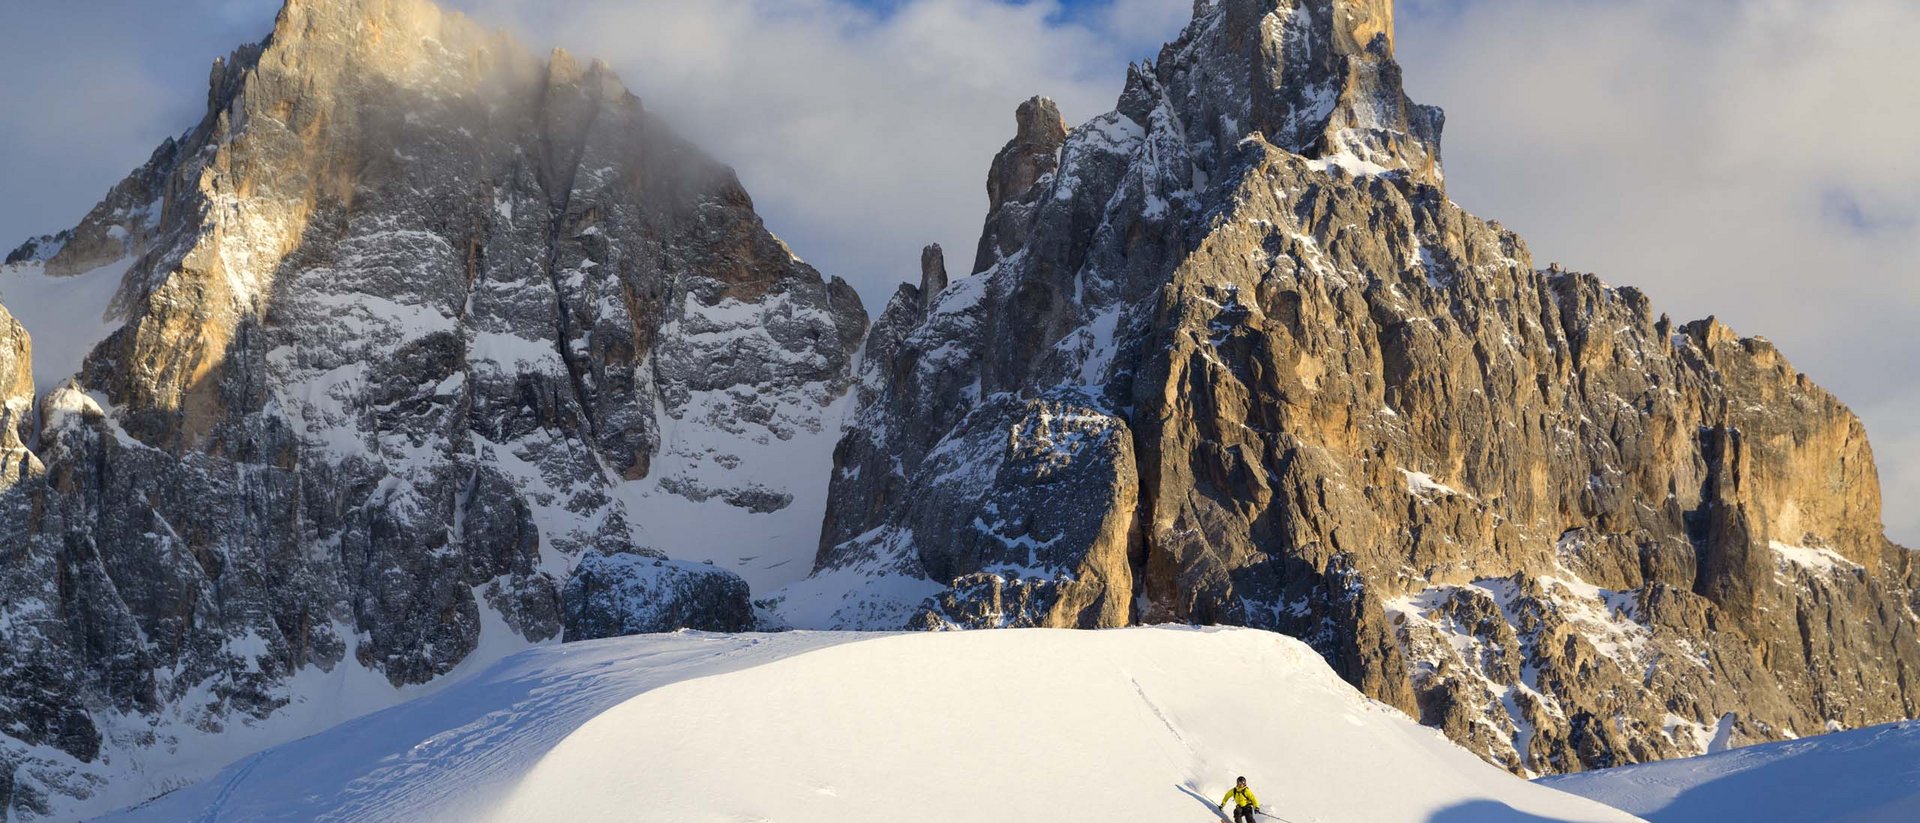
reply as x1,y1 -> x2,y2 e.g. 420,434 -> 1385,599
102,633 -> 849,823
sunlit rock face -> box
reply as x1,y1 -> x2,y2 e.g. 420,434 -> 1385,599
0,0 -> 864,817
795,0 -> 1920,776
0,304 -> 28,446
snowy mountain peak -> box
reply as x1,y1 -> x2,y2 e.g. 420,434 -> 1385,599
0,0 -> 866,817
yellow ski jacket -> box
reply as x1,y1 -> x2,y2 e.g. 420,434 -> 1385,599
1221,785 -> 1259,808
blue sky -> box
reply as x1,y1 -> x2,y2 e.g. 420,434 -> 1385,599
2,0 -> 1916,542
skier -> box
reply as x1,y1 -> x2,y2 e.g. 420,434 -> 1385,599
1218,776 -> 1260,822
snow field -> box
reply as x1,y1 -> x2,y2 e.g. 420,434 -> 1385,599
106,627 -> 1640,822
1541,720 -> 1920,823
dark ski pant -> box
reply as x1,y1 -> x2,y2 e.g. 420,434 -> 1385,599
1232,806 -> 1257,823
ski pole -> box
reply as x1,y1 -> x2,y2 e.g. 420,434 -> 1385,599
1257,811 -> 1297,823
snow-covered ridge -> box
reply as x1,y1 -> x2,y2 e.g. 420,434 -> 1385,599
101,627 -> 1640,823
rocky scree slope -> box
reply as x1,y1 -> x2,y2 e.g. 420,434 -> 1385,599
0,0 -> 864,817
795,0 -> 1920,777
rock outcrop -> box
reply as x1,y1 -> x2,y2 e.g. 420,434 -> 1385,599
0,0 -> 863,817
796,0 -> 1920,777
561,553 -> 756,640
973,96 -> 1068,274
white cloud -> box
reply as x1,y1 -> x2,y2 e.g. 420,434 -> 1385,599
450,0 -> 1187,300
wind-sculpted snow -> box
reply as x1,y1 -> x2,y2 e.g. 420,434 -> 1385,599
99,628 -> 1641,823
95,632 -> 853,823
0,0 -> 863,817
1540,720 -> 1920,823
796,0 -> 1920,778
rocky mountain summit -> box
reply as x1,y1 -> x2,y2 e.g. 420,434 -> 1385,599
0,0 -> 863,817
797,0 -> 1920,777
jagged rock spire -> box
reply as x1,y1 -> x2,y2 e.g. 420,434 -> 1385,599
919,244 -> 949,313
985,97 -> 1067,211
973,96 -> 1068,273
1157,0 -> 1443,185
965,1 -> 1444,281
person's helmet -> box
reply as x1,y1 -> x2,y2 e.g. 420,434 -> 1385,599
1237,776 -> 1247,784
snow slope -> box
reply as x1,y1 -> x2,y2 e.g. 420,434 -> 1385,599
104,628 -> 1640,823
10,593 -> 546,822
614,387 -> 852,593
95,632 -> 849,823
1540,720 -> 1920,823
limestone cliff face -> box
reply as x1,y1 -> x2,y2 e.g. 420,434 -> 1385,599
799,0 -> 1920,776
0,305 -> 27,447
0,0 -> 864,817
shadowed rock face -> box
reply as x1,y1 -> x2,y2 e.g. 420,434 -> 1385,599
561,553 -> 756,640
0,0 -> 864,816
803,0 -> 1920,775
